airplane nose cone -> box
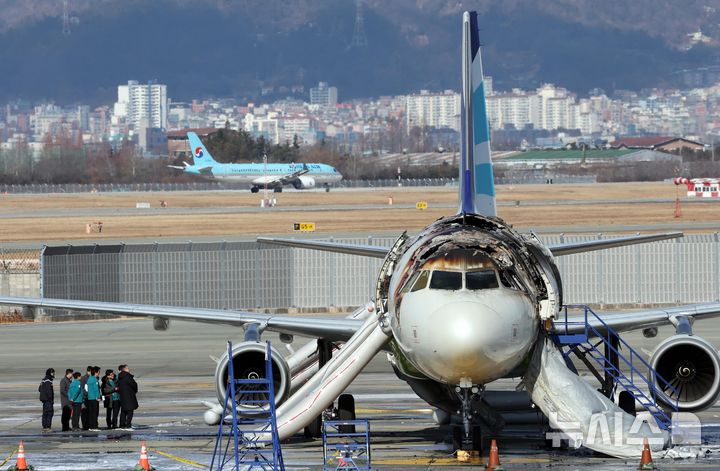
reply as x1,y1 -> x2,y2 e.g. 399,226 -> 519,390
413,300 -> 532,384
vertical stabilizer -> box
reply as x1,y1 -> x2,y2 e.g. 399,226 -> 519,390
458,11 -> 496,216
187,132 -> 218,166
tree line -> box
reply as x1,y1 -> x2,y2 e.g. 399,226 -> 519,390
0,130 -> 459,184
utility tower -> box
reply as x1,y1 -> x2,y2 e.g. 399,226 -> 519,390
349,0 -> 368,49
61,0 -> 79,35
62,0 -> 71,35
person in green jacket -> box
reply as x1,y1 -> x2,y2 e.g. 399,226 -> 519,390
68,372 -> 83,430
85,367 -> 101,431
101,370 -> 120,429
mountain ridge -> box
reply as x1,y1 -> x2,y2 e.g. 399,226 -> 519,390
0,0 -> 718,104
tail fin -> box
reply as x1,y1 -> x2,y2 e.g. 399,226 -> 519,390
458,11 -> 496,217
187,132 -> 218,166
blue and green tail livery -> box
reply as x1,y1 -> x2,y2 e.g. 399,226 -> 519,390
458,11 -> 496,217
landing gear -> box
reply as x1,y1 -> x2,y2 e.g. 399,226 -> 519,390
250,187 -> 259,193
454,384 -> 484,453
304,339 -> 334,439
337,393 -> 356,433
274,187 -> 283,193
324,184 -> 331,193
452,425 -> 483,453
304,416 -> 322,438
618,390 -> 636,416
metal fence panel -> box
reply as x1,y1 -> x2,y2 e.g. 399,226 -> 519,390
35,234 -> 720,310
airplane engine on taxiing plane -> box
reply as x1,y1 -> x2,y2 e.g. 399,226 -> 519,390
650,333 -> 720,411
293,176 -> 316,189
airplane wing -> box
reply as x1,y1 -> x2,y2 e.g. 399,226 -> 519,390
278,164 -> 310,186
257,237 -> 388,258
0,296 -> 363,341
554,303 -> 720,336
252,165 -> 310,188
547,232 -> 683,256
258,232 -> 684,259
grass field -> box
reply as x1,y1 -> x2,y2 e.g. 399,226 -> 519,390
0,182 -> 715,242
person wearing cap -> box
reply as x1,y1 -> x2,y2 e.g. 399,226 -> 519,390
38,368 -> 55,432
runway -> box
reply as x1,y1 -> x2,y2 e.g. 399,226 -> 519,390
2,319 -> 720,469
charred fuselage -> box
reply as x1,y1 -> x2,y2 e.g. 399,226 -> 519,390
377,214 -> 562,411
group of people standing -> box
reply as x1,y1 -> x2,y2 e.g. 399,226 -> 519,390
38,365 -> 138,432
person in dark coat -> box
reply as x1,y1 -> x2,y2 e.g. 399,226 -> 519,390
101,369 -> 120,429
38,368 -> 55,432
116,365 -> 138,429
59,369 -> 73,432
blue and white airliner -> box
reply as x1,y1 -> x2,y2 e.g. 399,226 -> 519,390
170,132 -> 343,193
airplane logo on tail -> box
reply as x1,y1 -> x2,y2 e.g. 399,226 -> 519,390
195,147 -> 204,159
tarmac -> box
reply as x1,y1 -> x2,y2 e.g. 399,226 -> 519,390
2,318 -> 720,469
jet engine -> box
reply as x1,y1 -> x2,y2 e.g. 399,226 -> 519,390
153,317 -> 170,331
213,341 -> 292,413
650,334 -> 720,411
293,176 -> 315,189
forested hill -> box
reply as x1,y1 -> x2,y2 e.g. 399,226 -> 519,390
0,0 -> 718,104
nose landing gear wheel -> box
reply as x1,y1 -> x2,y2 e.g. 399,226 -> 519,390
337,394 -> 356,433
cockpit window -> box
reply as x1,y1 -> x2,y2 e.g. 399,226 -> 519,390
410,270 -> 430,291
429,271 -> 463,290
466,269 -> 499,290
400,271 -> 419,294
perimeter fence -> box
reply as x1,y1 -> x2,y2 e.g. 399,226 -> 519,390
0,174 -> 594,194
35,234 -> 720,311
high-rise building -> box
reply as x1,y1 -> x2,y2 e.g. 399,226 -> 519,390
310,82 -> 338,108
405,90 -> 461,132
114,80 -> 168,130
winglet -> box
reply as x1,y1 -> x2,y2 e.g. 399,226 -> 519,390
187,132 -> 218,166
458,11 -> 496,217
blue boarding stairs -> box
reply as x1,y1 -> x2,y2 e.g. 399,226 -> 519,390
553,305 -> 679,431
211,340 -> 285,471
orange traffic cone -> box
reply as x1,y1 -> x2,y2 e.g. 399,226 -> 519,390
134,442 -> 152,471
485,439 -> 504,471
12,440 -> 30,471
639,437 -> 654,470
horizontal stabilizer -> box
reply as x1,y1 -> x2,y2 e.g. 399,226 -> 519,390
257,237 -> 388,258
548,232 -> 683,256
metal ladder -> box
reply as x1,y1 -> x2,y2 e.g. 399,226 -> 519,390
553,304 -> 679,430
211,340 -> 285,471
322,419 -> 371,471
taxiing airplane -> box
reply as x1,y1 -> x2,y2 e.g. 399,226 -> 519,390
2,11 -> 720,459
170,132 -> 343,193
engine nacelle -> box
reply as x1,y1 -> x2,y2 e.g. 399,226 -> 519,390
293,176 -> 315,189
650,334 -> 720,411
153,317 -> 170,331
214,341 -> 291,413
